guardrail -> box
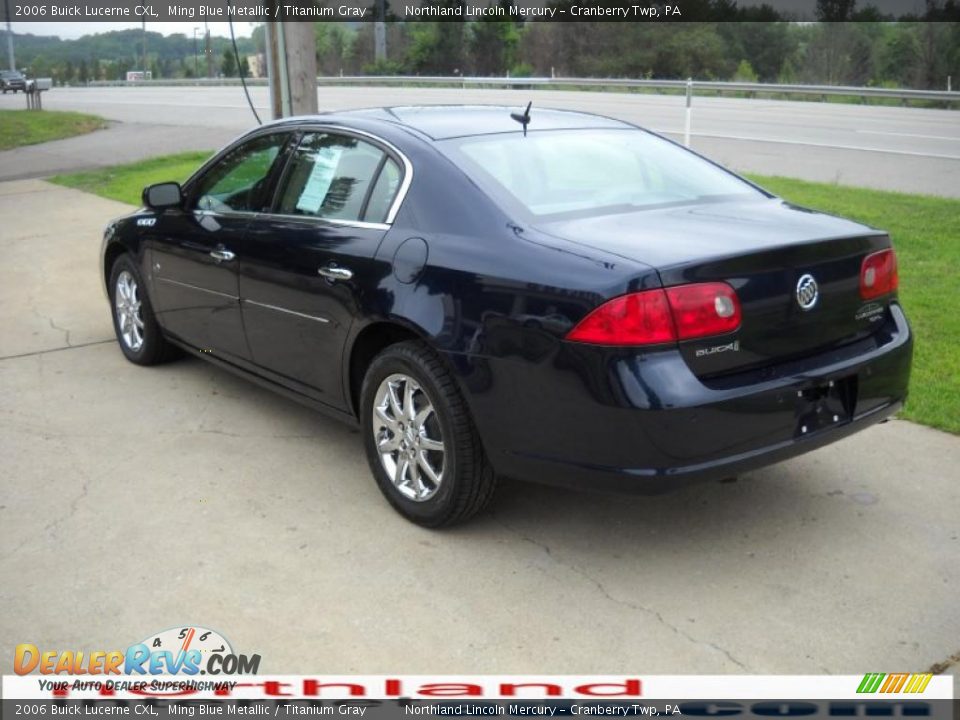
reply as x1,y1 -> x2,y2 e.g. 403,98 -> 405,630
83,75 -> 960,104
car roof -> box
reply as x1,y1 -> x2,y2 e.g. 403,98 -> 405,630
271,105 -> 633,141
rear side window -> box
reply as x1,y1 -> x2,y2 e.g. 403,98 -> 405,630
275,132 -> 401,223
363,157 -> 401,223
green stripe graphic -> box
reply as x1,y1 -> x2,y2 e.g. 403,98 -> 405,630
857,673 -> 886,693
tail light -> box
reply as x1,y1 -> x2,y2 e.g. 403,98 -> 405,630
566,282 -> 741,346
564,289 -> 676,346
665,282 -> 742,340
860,248 -> 898,300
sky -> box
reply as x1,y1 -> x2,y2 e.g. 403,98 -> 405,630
9,21 -> 257,40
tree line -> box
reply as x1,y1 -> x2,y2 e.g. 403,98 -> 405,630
1,28 -> 256,84
2,0 -> 958,91
304,18 -> 958,90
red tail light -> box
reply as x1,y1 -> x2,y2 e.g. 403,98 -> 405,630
860,248 -> 898,300
665,282 -> 742,340
566,282 -> 741,346
565,289 -> 676,346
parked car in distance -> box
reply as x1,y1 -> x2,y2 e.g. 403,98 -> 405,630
99,106 -> 912,526
0,70 -> 27,93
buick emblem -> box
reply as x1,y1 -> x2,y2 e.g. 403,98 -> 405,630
796,274 -> 819,311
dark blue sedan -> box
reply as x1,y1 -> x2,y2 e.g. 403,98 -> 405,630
100,106 -> 912,526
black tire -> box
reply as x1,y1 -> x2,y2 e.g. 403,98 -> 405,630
360,341 -> 497,527
108,253 -> 177,366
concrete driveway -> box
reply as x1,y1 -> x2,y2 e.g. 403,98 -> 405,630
1,179 -> 959,677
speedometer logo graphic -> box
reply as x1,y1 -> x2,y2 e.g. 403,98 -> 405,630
139,626 -> 233,665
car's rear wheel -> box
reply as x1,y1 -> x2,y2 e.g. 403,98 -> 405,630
108,254 -> 176,366
360,341 -> 497,527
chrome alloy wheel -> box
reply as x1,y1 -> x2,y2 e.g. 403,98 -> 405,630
372,373 -> 446,502
114,270 -> 144,352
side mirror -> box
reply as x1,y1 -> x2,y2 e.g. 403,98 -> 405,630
143,182 -> 182,210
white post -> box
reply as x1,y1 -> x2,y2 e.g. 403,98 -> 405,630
683,77 -> 693,148
949,76 -> 952,92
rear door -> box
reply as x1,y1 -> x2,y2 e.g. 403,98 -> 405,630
150,132 -> 292,362
239,129 -> 406,408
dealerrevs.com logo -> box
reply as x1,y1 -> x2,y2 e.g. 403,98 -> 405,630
14,626 -> 261,676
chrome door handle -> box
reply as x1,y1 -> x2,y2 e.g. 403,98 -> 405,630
318,265 -> 353,281
209,248 -> 235,262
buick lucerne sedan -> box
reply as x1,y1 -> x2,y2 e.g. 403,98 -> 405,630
100,106 -> 912,526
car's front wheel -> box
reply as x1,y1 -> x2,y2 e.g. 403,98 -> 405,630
108,254 -> 176,365
360,341 -> 497,527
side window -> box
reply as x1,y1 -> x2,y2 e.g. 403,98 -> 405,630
276,132 -> 399,223
364,157 -> 402,224
192,133 -> 289,213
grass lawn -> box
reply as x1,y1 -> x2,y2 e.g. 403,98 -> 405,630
0,109 -> 107,151
48,154 -> 959,434
51,151 -> 212,205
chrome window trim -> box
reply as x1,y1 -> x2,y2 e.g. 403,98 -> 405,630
243,299 -> 330,324
193,208 -> 256,219
183,123 -> 413,231
156,277 -> 239,301
267,213 -> 390,232
193,208 -> 389,232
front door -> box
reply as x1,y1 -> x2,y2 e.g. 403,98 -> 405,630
150,132 -> 292,362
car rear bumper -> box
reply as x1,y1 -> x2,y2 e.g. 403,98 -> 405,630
449,302 -> 912,493
499,399 -> 902,493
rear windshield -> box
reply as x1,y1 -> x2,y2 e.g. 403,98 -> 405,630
441,128 -> 765,220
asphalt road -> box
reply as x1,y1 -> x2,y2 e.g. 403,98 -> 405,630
1,178 -> 959,676
1,86 -> 959,196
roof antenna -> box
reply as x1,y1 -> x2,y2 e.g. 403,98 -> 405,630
510,102 -> 532,137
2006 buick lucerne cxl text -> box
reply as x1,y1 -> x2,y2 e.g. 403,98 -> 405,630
100,106 -> 912,526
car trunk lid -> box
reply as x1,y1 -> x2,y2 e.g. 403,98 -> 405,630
539,198 -> 895,377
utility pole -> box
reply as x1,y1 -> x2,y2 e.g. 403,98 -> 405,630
4,0 -> 15,71
264,13 -> 317,119
374,0 -> 386,63
141,19 -> 147,78
193,27 -> 199,77
264,21 -> 285,118
204,20 -> 212,78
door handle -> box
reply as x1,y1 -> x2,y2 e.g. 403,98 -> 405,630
209,248 -> 235,263
318,264 -> 353,281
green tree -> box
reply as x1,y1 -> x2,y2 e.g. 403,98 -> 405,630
732,59 -> 758,81
469,1 -> 522,76
221,50 -> 237,77
406,3 -> 468,74
719,20 -> 795,81
315,23 -> 356,76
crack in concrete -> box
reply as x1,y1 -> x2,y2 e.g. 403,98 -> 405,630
495,517 -> 752,671
178,428 -> 324,440
3,455 -> 91,561
927,650 -> 960,674
29,305 -> 73,347
0,339 -> 114,362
